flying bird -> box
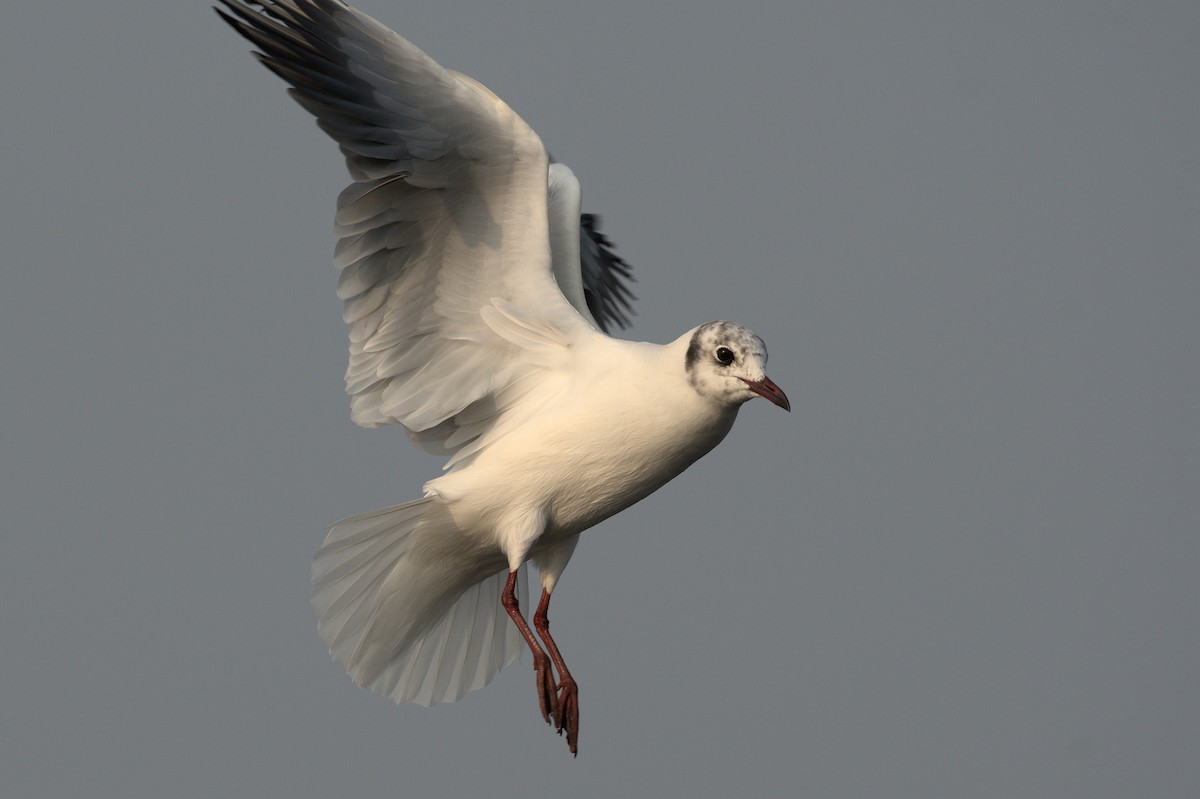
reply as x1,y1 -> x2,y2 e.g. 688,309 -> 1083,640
218,0 -> 790,755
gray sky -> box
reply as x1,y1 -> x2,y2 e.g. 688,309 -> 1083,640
3,1 -> 1197,796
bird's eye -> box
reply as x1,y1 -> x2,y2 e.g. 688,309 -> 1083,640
714,346 -> 735,366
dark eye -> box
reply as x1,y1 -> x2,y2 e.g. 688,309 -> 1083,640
714,346 -> 735,366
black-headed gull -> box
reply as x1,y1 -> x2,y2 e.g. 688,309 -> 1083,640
218,0 -> 790,755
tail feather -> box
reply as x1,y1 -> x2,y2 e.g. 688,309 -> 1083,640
311,497 -> 527,706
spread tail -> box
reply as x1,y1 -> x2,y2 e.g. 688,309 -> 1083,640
311,497 -> 527,705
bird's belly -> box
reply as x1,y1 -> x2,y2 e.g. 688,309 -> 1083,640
540,450 -> 689,534
441,409 -> 736,541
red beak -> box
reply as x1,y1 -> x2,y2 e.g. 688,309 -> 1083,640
742,376 -> 791,412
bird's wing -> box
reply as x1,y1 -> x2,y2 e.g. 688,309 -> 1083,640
545,163 -> 636,334
218,0 -> 606,449
580,213 -> 636,333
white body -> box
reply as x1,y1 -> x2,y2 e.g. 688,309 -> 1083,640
429,333 -> 739,574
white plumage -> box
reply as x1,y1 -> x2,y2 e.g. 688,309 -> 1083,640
219,0 -> 790,754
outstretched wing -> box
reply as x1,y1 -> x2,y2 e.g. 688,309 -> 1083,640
544,162 -> 637,335
219,0 -> 601,441
580,213 -> 636,333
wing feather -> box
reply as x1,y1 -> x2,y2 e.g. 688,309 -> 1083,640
219,0 -> 598,446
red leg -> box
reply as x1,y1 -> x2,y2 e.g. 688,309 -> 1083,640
501,570 -> 559,727
534,588 -> 579,755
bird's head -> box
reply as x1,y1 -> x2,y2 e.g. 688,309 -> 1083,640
683,321 -> 790,412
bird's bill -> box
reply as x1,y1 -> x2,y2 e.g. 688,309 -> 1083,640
743,376 -> 791,412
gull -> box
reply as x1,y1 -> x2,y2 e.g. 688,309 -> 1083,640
218,0 -> 790,755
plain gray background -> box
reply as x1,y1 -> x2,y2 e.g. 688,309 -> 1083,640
2,1 -> 1196,796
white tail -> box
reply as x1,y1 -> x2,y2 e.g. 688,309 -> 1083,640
311,497 -> 527,705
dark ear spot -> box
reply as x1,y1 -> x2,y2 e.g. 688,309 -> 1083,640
685,328 -> 703,370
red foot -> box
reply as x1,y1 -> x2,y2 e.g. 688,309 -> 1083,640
534,652 -> 560,725
555,678 -> 579,755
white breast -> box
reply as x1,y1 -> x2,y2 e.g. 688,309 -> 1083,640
427,336 -> 739,541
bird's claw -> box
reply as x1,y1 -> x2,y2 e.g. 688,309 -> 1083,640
555,678 -> 579,755
534,653 -> 560,726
